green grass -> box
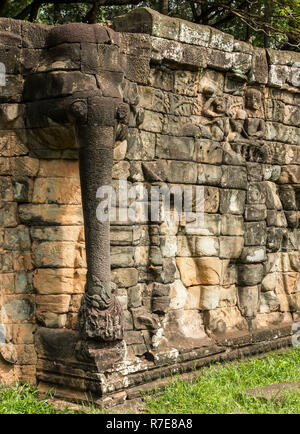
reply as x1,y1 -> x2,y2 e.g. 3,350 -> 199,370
0,384 -> 70,414
145,347 -> 300,414
0,347 -> 299,414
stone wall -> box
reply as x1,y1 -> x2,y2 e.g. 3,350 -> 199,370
0,7 -> 299,405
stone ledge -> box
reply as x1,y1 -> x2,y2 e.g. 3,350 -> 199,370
35,324 -> 294,407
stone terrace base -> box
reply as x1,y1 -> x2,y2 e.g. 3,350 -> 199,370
35,324 -> 293,407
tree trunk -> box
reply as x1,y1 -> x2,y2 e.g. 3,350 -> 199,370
159,0 -> 168,15
264,0 -> 272,48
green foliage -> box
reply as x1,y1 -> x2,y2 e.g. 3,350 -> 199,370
0,383 -> 70,414
1,1 -> 299,49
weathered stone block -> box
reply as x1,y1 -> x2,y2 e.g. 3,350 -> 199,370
152,296 -> 170,314
169,279 -> 187,310
219,189 -> 246,214
247,182 -> 265,204
3,297 -> 33,322
221,215 -> 244,236
266,227 -> 284,252
240,246 -> 266,264
259,291 -> 280,314
38,160 -> 79,178
237,264 -> 264,286
111,246 -> 134,268
245,204 -> 267,221
176,257 -> 222,286
167,161 -> 197,184
208,50 -> 233,71
249,48 -> 268,84
32,177 -> 81,205
221,166 -> 247,189
203,306 -> 247,334
156,135 -> 194,160
131,307 -> 160,330
32,242 -> 76,268
198,164 -> 222,186
238,286 -> 259,318
36,294 -> 71,314
126,129 -> 156,160
37,311 -> 67,328
12,324 -> 36,344
244,222 -> 267,246
219,285 -> 237,307
33,268 -> 84,295
3,227 -> 31,251
111,268 -> 139,288
185,214 -> 221,236
15,271 -> 32,294
266,210 -> 287,227
194,140 -> 223,164
199,285 -> 220,310
184,285 -> 201,310
19,204 -> 83,226
279,186 -> 296,211
0,203 -> 18,228
219,236 -> 244,259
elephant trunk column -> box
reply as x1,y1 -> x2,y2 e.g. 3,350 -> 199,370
72,96 -> 125,342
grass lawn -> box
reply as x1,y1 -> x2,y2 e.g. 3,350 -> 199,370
0,346 -> 299,414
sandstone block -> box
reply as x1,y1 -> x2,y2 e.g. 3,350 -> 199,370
244,222 -> 267,246
259,291 -> 280,314
219,189 -> 246,215
221,215 -> 244,236
33,177 -> 81,205
199,285 -> 220,310
0,202 -> 18,227
19,204 -> 83,225
219,236 -> 244,259
237,264 -> 264,286
36,294 -> 71,314
176,257 -> 222,286
126,129 -> 156,160
111,268 -> 139,288
198,164 -> 222,186
240,246 -> 266,264
219,285 -> 237,307
131,307 -> 160,330
38,160 -> 79,178
111,246 -> 134,268
203,306 -> 247,334
238,286 -> 259,318
221,166 -> 247,189
184,285 -> 201,310
33,242 -> 76,268
36,311 -> 67,328
3,227 -> 31,251
167,161 -> 197,184
194,140 -> 223,164
33,268 -> 84,295
169,279 -> 187,310
245,204 -> 267,221
12,324 -> 36,344
156,135 -> 194,161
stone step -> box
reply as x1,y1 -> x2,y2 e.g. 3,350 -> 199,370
245,382 -> 300,401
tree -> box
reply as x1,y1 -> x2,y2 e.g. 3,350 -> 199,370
0,0 -> 299,50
